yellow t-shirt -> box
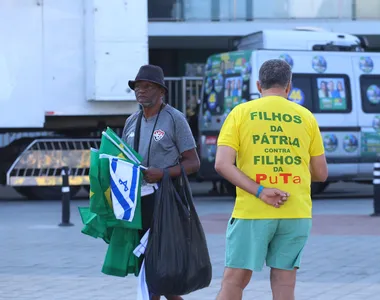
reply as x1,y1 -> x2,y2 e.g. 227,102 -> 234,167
217,96 -> 325,219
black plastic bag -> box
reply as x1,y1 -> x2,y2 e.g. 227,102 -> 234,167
144,166 -> 212,296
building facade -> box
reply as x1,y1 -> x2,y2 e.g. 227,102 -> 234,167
148,0 -> 380,76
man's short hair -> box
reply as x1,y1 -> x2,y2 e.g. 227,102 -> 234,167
258,59 -> 292,90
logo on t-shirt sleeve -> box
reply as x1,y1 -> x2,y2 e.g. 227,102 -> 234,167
153,129 -> 165,142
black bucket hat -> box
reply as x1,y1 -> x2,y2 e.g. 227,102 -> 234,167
128,64 -> 168,94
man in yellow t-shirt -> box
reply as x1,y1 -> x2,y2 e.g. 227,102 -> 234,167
215,59 -> 328,300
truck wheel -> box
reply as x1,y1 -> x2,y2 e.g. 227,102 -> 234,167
83,185 -> 90,197
14,187 -> 35,199
311,182 -> 329,196
15,186 -> 81,200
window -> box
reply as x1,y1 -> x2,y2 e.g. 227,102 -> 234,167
314,76 -> 350,112
289,76 -> 313,111
223,73 -> 250,115
202,75 -> 225,116
202,73 -> 251,117
360,75 -> 380,113
289,74 -> 352,114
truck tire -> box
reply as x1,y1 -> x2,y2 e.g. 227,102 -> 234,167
311,182 -> 329,196
83,185 -> 90,197
15,186 -> 81,200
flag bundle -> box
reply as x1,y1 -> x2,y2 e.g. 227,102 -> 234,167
79,127 -> 145,277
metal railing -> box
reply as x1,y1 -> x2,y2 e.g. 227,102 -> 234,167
164,76 -> 203,114
6,138 -> 100,186
149,0 -> 380,21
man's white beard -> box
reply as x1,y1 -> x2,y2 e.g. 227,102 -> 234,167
140,101 -> 154,108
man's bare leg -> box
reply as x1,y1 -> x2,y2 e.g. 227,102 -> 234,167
270,268 -> 297,300
216,267 -> 252,300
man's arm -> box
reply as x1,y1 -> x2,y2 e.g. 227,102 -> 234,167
215,146 -> 260,196
167,111 -> 200,176
143,148 -> 200,182
168,148 -> 200,177
215,146 -> 289,207
214,107 -> 261,194
310,154 -> 328,182
309,116 -> 328,182
215,107 -> 289,207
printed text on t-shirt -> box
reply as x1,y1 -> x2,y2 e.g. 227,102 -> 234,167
251,111 -> 303,185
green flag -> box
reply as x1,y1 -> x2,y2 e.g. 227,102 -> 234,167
88,148 -> 112,216
101,127 -> 142,164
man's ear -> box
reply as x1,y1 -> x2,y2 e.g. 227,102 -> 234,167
256,81 -> 262,94
285,81 -> 292,96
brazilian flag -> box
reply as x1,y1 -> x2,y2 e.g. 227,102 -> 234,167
88,148 -> 112,217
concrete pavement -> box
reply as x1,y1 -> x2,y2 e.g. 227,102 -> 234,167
0,181 -> 373,201
1,194 -> 380,300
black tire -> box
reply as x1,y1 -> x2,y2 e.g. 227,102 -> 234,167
15,186 -> 81,200
311,182 -> 329,196
14,187 -> 35,199
83,185 -> 90,198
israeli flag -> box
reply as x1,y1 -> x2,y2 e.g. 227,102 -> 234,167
108,156 -> 142,222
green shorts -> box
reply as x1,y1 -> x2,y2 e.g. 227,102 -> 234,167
225,218 -> 312,272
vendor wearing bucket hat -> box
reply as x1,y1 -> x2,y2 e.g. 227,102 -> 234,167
128,64 -> 169,108
122,64 -> 201,300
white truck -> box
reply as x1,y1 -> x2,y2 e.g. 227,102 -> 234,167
198,29 -> 380,195
0,0 -> 148,199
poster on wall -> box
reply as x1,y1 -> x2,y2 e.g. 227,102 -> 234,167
316,78 -> 347,111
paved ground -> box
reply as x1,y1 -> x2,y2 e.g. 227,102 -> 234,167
1,183 -> 379,300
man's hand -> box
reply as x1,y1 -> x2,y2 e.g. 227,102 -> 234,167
142,167 -> 164,184
259,188 -> 290,208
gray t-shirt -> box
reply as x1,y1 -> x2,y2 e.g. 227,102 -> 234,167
122,104 -> 196,169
